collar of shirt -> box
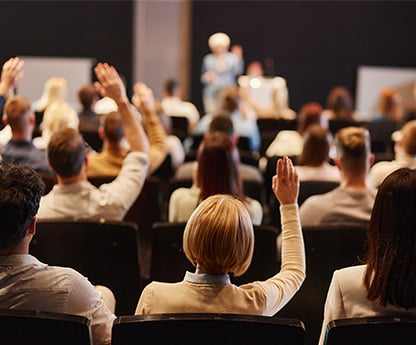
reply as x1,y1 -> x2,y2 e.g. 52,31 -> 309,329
0,254 -> 46,267
184,271 -> 231,285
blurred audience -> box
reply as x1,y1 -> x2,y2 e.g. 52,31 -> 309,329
373,87 -> 403,122
77,83 -> 100,132
322,85 -> 358,121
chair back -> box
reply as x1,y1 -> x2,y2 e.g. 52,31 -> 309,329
278,225 -> 368,345
30,219 -> 141,315
324,316 -> 416,345
256,118 -> 298,155
170,116 -> 189,141
112,313 -> 305,345
0,309 -> 92,345
80,129 -> 103,152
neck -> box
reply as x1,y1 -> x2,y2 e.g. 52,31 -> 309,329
0,241 -> 29,256
341,173 -> 368,189
11,130 -> 32,142
57,168 -> 87,185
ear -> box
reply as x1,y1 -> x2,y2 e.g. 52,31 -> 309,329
232,134 -> 240,145
98,126 -> 105,140
2,114 -> 8,125
334,157 -> 342,171
369,153 -> 375,168
27,217 -> 37,236
84,153 -> 89,167
28,112 -> 36,125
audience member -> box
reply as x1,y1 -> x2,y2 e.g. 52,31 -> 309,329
195,85 -> 260,152
169,131 -> 263,225
174,114 -> 264,187
0,161 -> 116,345
322,85 -> 357,121
318,167 -> 416,345
33,101 -> 80,150
136,156 -> 305,315
300,126 -> 376,227
373,87 -> 403,122
159,78 -> 200,133
368,119 -> 416,188
295,124 -> 340,182
78,83 -> 100,132
1,96 -> 52,174
266,102 -> 326,157
0,57 -> 24,146
32,76 -> 68,113
88,82 -> 167,177
37,62 -> 150,221
201,32 -> 244,114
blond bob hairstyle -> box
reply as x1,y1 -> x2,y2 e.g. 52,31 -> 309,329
183,194 -> 254,277
208,32 -> 230,49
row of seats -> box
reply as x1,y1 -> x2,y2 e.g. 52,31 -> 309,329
30,219 -> 368,345
1,308 -> 414,345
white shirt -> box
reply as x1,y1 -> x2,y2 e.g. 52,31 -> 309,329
38,152 -> 148,221
0,254 -> 115,345
161,96 -> 200,132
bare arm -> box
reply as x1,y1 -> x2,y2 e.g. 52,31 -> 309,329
0,57 -> 24,97
94,63 -> 149,155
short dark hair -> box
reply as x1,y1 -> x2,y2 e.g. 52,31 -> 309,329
364,168 -> 416,309
103,111 -> 124,143
209,114 -> 234,138
5,96 -> 31,131
0,162 -> 45,248
78,83 -> 98,109
297,125 -> 332,166
47,128 -> 85,178
164,78 -> 178,96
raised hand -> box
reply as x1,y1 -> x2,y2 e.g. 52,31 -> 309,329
94,62 -> 127,104
272,156 -> 299,205
0,57 -> 24,96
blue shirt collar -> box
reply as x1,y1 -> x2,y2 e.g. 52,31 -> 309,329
184,271 -> 231,285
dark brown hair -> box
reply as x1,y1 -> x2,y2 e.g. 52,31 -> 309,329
297,125 -> 332,166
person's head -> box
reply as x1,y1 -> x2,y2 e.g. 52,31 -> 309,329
364,168 -> 416,309
246,61 -> 264,77
183,194 -> 254,276
377,87 -> 403,122
100,111 -> 125,145
219,86 -> 240,113
163,78 -> 180,98
396,119 -> 416,156
47,127 -> 85,178
297,102 -> 326,135
78,83 -> 98,111
0,162 -> 45,250
271,77 -> 290,113
196,131 -> 243,201
208,114 -> 235,139
296,125 -> 333,166
208,32 -> 230,55
326,86 -> 354,120
36,77 -> 68,112
4,95 -> 34,133
334,126 -> 371,178
40,101 -> 80,143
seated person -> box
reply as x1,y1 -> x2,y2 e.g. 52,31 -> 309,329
299,126 -> 376,227
159,78 -> 200,133
368,119 -> 416,189
295,124 -> 340,182
266,102 -> 327,157
169,131 -> 263,225
1,96 -> 52,174
0,161 -> 115,345
322,85 -> 359,121
37,62 -> 150,221
174,114 -> 264,185
136,156 -> 305,315
194,85 -> 261,152
319,168 -> 416,345
87,82 -> 167,177
77,83 -> 100,132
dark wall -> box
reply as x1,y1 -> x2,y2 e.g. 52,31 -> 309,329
191,1 -> 416,113
0,1 -> 133,91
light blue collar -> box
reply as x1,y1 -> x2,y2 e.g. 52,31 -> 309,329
184,271 -> 231,285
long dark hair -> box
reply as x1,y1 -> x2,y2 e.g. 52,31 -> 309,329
364,168 -> 416,308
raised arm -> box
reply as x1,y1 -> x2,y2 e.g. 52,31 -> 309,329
94,62 -> 149,155
132,81 -> 168,176
0,57 -> 24,97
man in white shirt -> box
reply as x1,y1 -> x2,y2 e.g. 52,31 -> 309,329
0,161 -> 116,345
37,62 -> 150,221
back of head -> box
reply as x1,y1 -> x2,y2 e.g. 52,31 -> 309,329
0,162 -> 45,249
41,101 -> 80,141
78,83 -> 98,110
377,87 -> 402,121
326,86 -> 354,120
37,77 -> 68,112
208,114 -> 234,138
364,168 -> 416,308
297,124 -> 332,166
208,32 -> 230,50
4,96 -> 31,131
47,127 -> 85,178
400,120 -> 416,155
163,78 -> 179,97
297,102 -> 325,134
183,194 -> 254,276
196,131 -> 242,200
103,111 -> 124,144
219,86 -> 240,113
335,126 -> 371,177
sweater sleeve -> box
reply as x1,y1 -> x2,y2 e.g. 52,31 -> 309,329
259,203 -> 306,315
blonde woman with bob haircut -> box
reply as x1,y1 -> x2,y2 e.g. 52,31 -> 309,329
136,156 -> 306,316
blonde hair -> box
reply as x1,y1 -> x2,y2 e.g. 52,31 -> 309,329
40,101 -> 79,143
183,194 -> 254,276
208,32 -> 230,49
36,77 -> 68,112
